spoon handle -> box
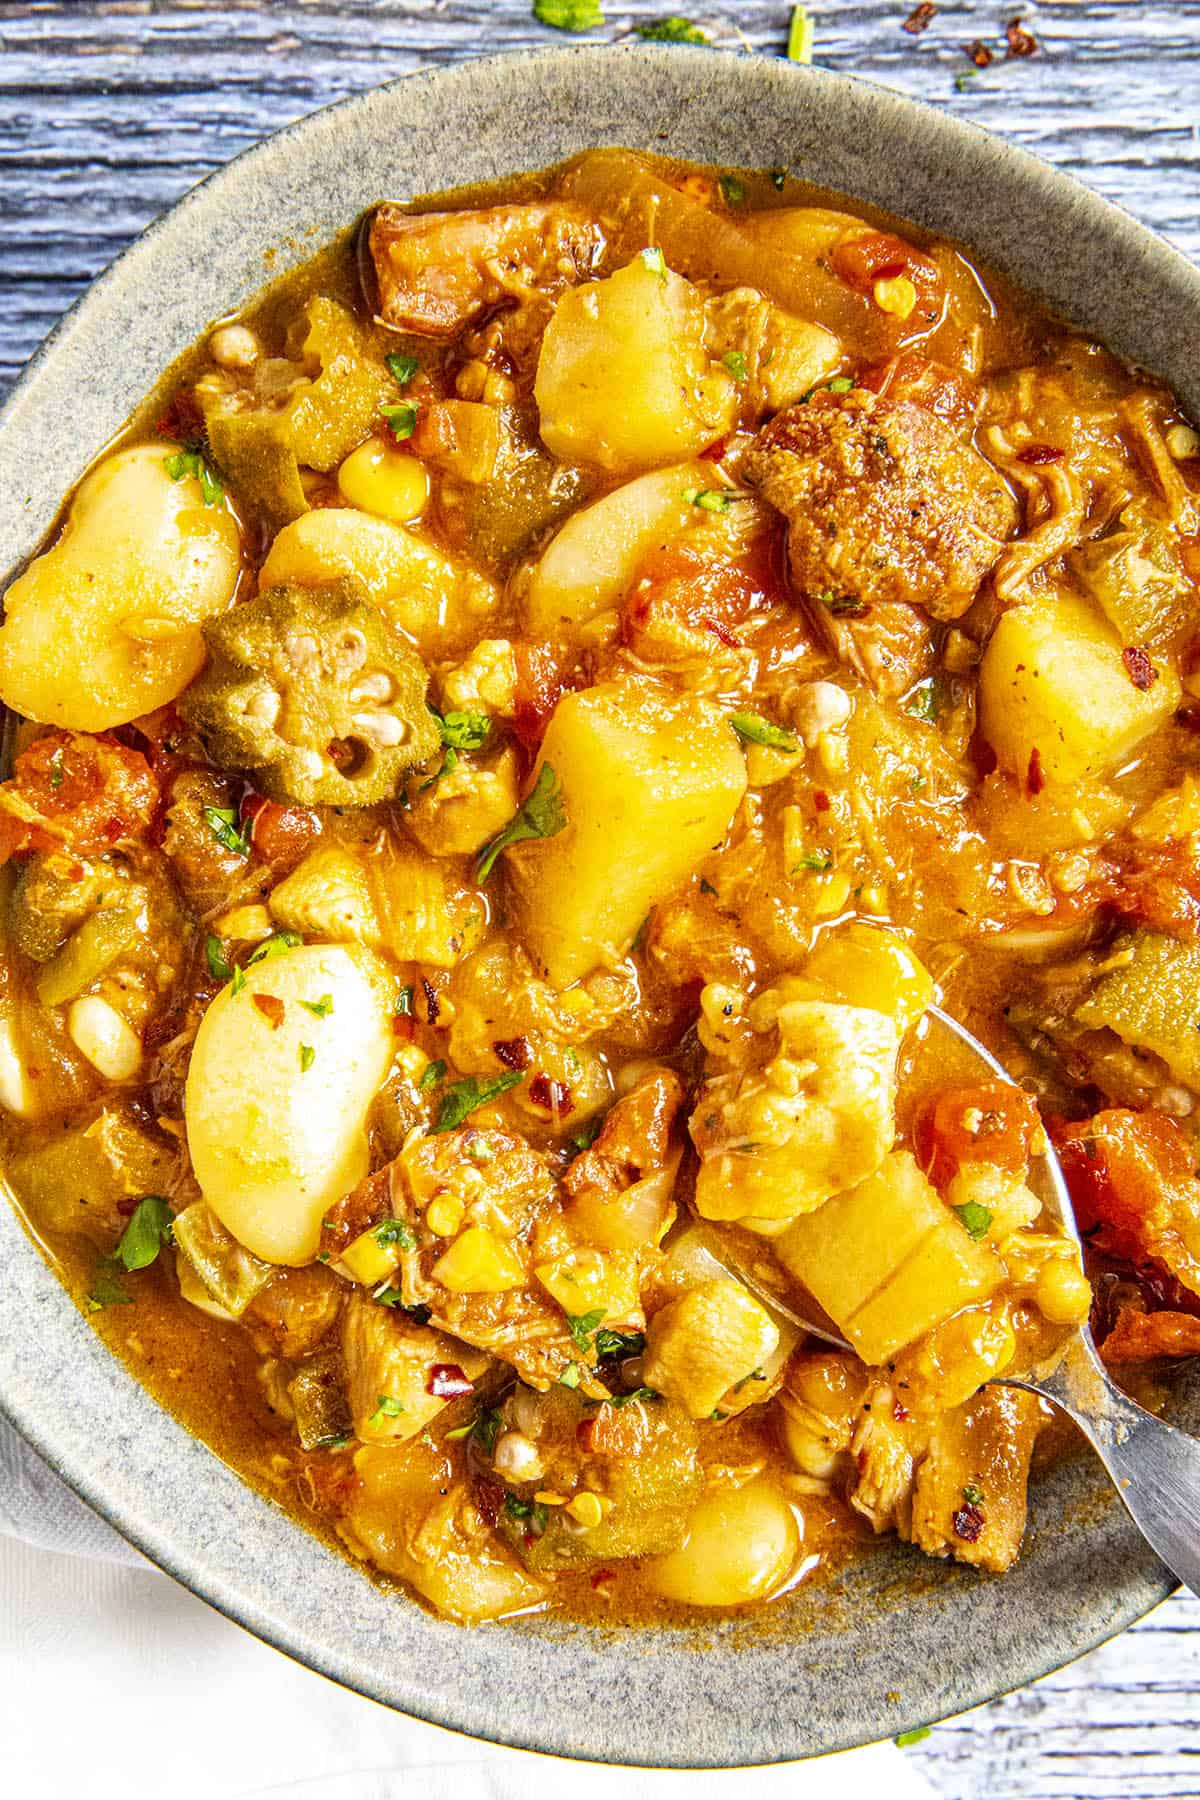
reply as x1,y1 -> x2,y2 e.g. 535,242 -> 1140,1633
1018,1345 -> 1200,1597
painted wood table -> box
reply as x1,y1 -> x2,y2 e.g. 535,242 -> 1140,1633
2,2 -> 1199,1794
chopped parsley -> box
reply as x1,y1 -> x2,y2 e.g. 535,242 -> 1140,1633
962,1483 -> 985,1507
204,934 -> 233,982
49,747 -> 65,790
418,1059 -> 447,1092
954,1201 -> 992,1242
385,352 -> 418,387
604,1386 -> 659,1407
569,1116 -> 603,1154
594,1328 -> 646,1361
436,708 -> 491,751
433,1070 -> 522,1132
115,1195 -> 175,1273
731,711 -> 800,752
230,966 -> 247,998
787,4 -> 814,63
87,1259 -> 133,1313
300,995 -> 334,1018
164,447 -> 223,507
636,16 -> 707,42
466,1134 -> 495,1164
379,401 -> 418,442
446,1405 -> 503,1450
374,1218 -> 418,1251
247,930 -> 302,966
682,487 -> 734,513
299,1043 -> 315,1072
394,984 -> 414,1017
802,375 -> 854,402
719,174 -> 746,207
722,350 -> 749,381
202,805 -> 251,858
565,1307 -> 606,1352
905,676 -> 947,724
793,849 -> 833,872
476,762 -> 567,882
533,0 -> 603,29
504,1493 -> 549,1532
639,245 -> 668,281
895,1728 -> 932,1748
559,1363 -> 583,1389
369,1395 -> 406,1426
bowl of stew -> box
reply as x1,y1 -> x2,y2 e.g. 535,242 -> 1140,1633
2,42 -> 1200,1767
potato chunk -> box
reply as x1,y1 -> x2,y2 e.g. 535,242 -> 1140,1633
775,1151 -> 1004,1363
185,944 -> 394,1264
535,256 -> 736,474
691,997 -> 899,1222
506,681 -> 746,988
643,1279 -> 779,1419
979,593 -> 1180,785
0,444 -> 240,730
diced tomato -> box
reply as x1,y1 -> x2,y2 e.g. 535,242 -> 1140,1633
1055,1108 -> 1197,1264
240,791 -> 320,871
1100,1305 -> 1200,1364
915,1081 -> 1042,1189
857,353 -> 978,427
620,539 -> 780,661
0,730 -> 158,865
830,230 -> 940,299
513,641 -> 576,753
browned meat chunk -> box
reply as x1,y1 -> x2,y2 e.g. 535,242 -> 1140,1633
908,1386 -> 1042,1573
247,1263 -> 343,1358
368,202 -> 603,337
340,1288 -> 490,1443
744,390 -> 1017,624
563,1068 -> 684,1206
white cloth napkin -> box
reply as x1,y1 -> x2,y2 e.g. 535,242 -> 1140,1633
0,1414 -> 938,1800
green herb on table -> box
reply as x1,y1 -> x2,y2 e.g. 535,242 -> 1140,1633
533,0 -> 604,30
636,16 -> 708,42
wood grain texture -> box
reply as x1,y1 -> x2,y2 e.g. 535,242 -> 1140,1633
3,5 -> 1200,1796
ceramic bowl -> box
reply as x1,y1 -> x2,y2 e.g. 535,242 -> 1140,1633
0,43 -> 1196,1768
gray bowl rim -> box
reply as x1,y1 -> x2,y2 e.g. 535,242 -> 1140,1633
0,41 -> 1194,1769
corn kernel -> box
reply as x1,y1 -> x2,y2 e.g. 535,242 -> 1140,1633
811,869 -> 852,917
873,274 -> 917,320
432,1225 -> 525,1293
533,1491 -> 567,1506
1166,423 -> 1200,461
426,1195 -> 465,1239
341,1225 -> 401,1286
565,1491 -> 605,1529
337,438 -> 429,522
1034,1255 -> 1092,1326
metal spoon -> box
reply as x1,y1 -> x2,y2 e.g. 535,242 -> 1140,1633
717,1003 -> 1200,1596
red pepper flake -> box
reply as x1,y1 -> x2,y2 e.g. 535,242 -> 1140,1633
493,1036 -> 533,1072
953,1502 -> 986,1542
419,976 -> 440,1026
1016,442 -> 1063,466
965,39 -> 993,66
1122,645 -> 1158,692
528,1073 -> 573,1116
902,2 -> 937,33
702,614 -> 742,649
426,1363 -> 474,1400
154,387 -> 206,445
813,789 -> 831,813
1026,746 -> 1045,796
892,1400 -> 910,1422
700,436 -> 729,463
115,1196 -> 141,1217
576,1416 -> 599,1454
252,993 -> 286,1030
1005,16 -> 1037,57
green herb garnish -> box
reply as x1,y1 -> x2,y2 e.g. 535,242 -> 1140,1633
533,0 -> 603,29
164,448 -> 223,507
446,1405 -> 503,1451
374,1218 -> 418,1251
394,984 -> 414,1017
682,487 -> 734,513
559,1363 -> 583,1389
299,1043 -> 315,1072
87,1258 -> 133,1312
565,1307 -> 606,1353
594,1328 -> 646,1361
570,1116 -> 603,1154
202,805 -> 250,858
437,709 -> 491,751
962,1483 -> 985,1506
719,174 -> 746,207
205,934 -> 233,982
49,747 -> 65,790
433,1071 -> 522,1132
300,995 -> 334,1018
369,1395 -> 406,1426
418,1060 -> 447,1092
230,966 -> 246,997
731,711 -> 800,752
954,1201 -> 992,1242
247,930 -> 303,966
722,350 -> 748,381
379,401 -> 418,442
476,762 -> 567,883
604,1386 -> 658,1407
639,245 -> 668,281
793,850 -> 833,872
635,16 -> 707,41
386,352 -> 418,387
504,1493 -> 549,1531
115,1196 -> 175,1273
895,1727 -> 932,1748
905,677 -> 947,724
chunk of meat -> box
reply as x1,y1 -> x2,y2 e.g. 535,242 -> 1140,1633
246,1263 -> 343,1358
564,1068 -> 685,1206
0,730 -> 158,865
340,1288 -> 490,1443
1057,1108 -> 1200,1299
161,766 -> 261,917
368,202 -> 603,337
906,1387 -> 1042,1573
744,390 -> 1017,624
641,1278 -> 779,1419
690,992 -> 899,1221
849,1380 -> 1042,1572
1100,1304 -> 1200,1363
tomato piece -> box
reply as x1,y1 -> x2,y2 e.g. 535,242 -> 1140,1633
829,230 -> 940,298
620,540 -> 779,662
0,729 -> 158,864
915,1081 -> 1042,1188
241,791 -> 320,872
1056,1108 -> 1199,1265
513,641 -> 575,753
